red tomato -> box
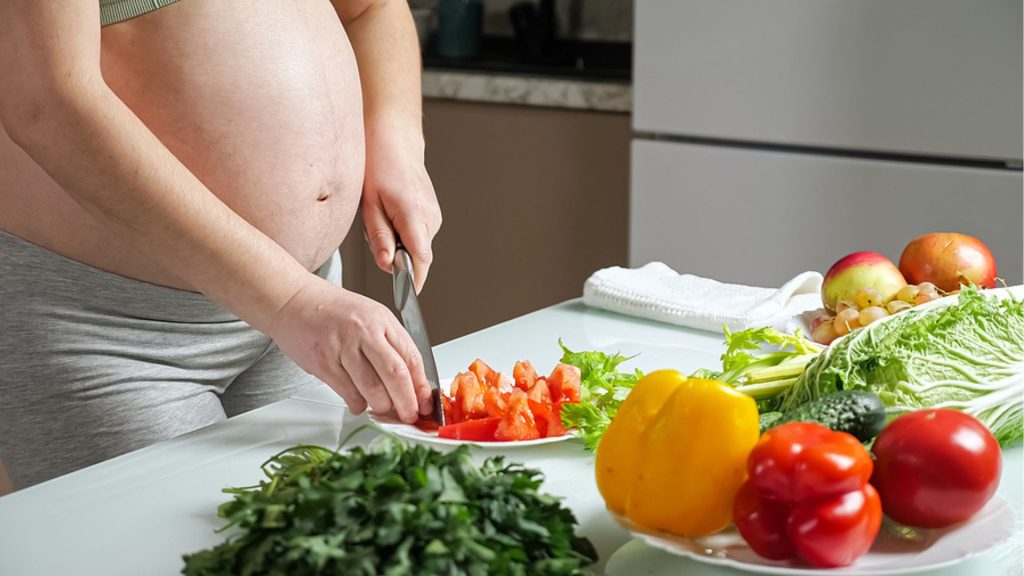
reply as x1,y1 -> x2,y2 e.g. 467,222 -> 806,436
526,379 -> 552,403
548,363 -> 581,403
871,409 -> 1001,528
482,386 -> 508,418
468,359 -> 497,387
787,485 -> 882,569
453,371 -> 487,420
441,395 -> 462,425
528,399 -> 568,438
899,232 -> 997,292
513,360 -> 538,391
495,389 -> 540,441
438,417 -> 501,441
493,371 -> 513,393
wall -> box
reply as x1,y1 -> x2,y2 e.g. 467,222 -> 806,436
342,99 -> 631,343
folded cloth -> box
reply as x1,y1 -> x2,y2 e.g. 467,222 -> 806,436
582,262 -> 823,334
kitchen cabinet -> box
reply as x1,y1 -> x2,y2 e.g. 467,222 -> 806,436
631,0 -> 1023,287
631,140 -> 1023,286
342,98 -> 631,343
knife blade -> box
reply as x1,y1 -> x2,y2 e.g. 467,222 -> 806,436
392,244 -> 446,426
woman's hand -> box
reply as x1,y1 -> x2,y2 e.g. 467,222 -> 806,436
270,275 -> 433,423
361,128 -> 441,292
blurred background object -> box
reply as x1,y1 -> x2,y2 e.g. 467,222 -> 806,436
436,0 -> 483,58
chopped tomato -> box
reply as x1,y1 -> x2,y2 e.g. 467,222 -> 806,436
483,386 -> 509,418
495,389 -> 541,441
493,371 -> 514,393
549,363 -> 582,403
469,359 -> 497,387
528,399 -> 568,438
513,360 -> 538,391
441,395 -> 462,424
527,379 -> 552,404
438,417 -> 501,441
453,371 -> 487,420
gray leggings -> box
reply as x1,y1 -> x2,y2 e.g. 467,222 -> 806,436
0,229 -> 339,489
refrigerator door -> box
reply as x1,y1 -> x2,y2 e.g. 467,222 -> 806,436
630,139 -> 1023,286
634,0 -> 1022,163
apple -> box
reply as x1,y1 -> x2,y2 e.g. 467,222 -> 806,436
899,233 -> 997,292
822,252 -> 907,314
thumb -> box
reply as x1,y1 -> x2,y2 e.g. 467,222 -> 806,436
363,201 -> 396,273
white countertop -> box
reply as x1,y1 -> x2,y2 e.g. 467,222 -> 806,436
0,300 -> 1019,575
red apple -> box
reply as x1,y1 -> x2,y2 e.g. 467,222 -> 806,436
899,233 -> 997,292
822,252 -> 907,314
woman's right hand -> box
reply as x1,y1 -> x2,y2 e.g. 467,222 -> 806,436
269,275 -> 433,424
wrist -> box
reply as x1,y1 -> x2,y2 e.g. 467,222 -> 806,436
365,116 -> 424,157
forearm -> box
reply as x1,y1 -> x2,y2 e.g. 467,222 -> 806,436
8,83 -> 310,333
340,0 -> 425,151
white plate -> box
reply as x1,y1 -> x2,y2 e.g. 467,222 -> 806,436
610,496 -> 1014,576
368,378 -> 578,448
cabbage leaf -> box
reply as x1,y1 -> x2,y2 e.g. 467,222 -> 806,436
781,285 -> 1024,446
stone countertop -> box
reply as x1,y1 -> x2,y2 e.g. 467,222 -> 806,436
422,69 -> 632,113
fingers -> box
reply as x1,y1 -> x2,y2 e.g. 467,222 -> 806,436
361,335 -> 421,424
362,199 -> 396,273
323,364 -> 368,415
387,326 -> 434,416
393,216 -> 433,294
341,347 -> 394,417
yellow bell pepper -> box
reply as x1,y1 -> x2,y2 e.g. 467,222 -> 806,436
595,369 -> 685,514
596,371 -> 759,537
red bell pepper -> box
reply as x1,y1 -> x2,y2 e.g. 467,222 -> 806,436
733,422 -> 882,568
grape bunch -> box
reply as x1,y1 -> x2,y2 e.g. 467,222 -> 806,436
811,282 -> 949,345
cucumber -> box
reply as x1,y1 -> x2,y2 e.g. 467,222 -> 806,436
773,390 -> 887,442
759,411 -> 785,434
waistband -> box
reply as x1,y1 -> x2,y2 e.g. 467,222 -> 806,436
0,228 -> 340,324
99,0 -> 182,27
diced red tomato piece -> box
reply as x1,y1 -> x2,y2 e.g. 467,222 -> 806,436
453,371 -> 487,420
493,371 -> 514,393
483,386 -> 509,418
513,360 -> 538,391
527,379 -> 552,404
528,399 -> 568,438
495,389 -> 541,441
549,363 -> 582,403
469,359 -> 497,387
438,417 -> 501,441
441,395 -> 462,425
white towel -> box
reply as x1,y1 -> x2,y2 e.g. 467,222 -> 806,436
582,262 -> 824,334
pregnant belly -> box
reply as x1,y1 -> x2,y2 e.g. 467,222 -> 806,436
0,0 -> 364,289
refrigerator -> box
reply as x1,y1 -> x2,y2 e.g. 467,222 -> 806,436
630,0 -> 1023,287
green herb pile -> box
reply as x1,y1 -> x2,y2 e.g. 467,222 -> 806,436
558,340 -> 643,451
181,439 -> 597,576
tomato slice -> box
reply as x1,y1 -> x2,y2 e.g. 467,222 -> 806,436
513,360 -> 538,391
548,363 -> 582,403
495,389 -> 541,441
527,379 -> 552,404
441,395 -> 462,425
438,417 -> 501,441
469,359 -> 497,387
528,399 -> 567,438
453,371 -> 487,420
493,371 -> 514,393
483,386 -> 509,418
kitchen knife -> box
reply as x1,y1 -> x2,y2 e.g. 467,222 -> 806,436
392,244 -> 446,426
